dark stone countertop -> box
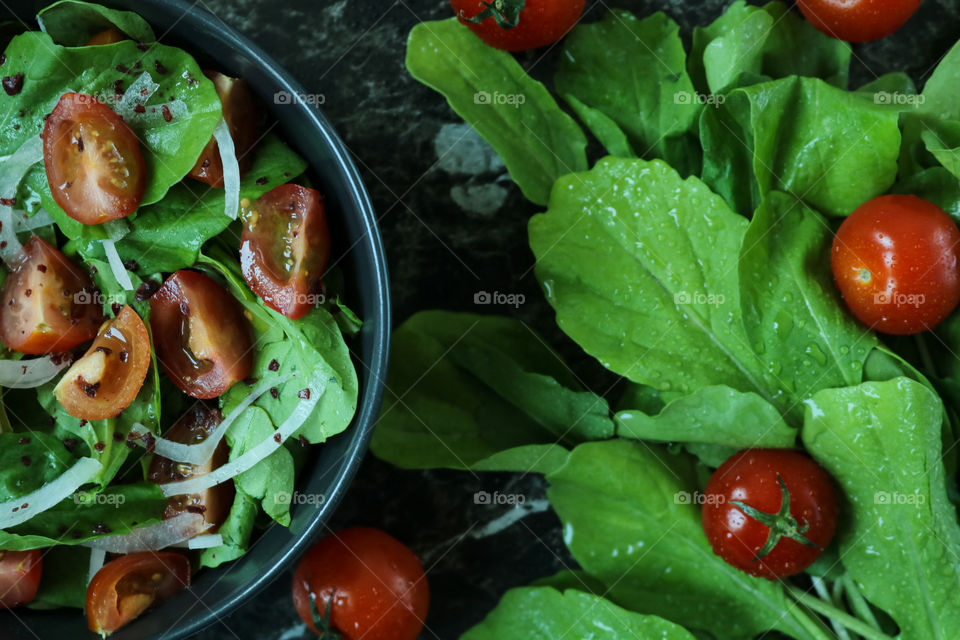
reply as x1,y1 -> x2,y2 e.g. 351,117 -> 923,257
194,1 -> 960,638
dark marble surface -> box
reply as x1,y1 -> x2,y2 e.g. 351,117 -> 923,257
191,1 -> 960,638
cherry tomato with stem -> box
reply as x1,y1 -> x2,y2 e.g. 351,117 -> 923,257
451,0 -> 585,51
702,449 -> 838,580
797,0 -> 921,42
292,527 -> 429,640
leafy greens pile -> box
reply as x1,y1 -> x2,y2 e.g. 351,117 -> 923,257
374,2 -> 960,638
0,0 -> 358,610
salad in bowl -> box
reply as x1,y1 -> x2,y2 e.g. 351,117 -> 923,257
0,0 -> 360,635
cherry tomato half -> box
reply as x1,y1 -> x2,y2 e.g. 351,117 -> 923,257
147,404 -> 234,531
240,184 -> 330,320
0,236 -> 102,354
43,92 -> 146,225
451,0 -> 585,51
702,449 -> 838,580
292,527 -> 429,640
797,0 -> 921,42
832,195 -> 960,335
85,28 -> 127,46
0,550 -> 42,609
86,552 -> 190,636
54,305 -> 150,420
150,270 -> 253,399
188,71 -> 262,188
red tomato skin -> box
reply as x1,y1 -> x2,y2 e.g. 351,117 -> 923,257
43,93 -> 146,225
831,195 -> 960,335
702,449 -> 837,580
0,550 -> 42,609
292,527 -> 429,640
450,0 -> 585,51
797,0 -> 921,42
240,184 -> 330,320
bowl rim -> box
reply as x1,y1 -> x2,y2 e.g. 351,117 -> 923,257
159,2 -> 392,637
2,0 -> 390,637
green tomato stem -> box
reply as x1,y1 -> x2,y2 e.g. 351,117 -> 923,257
787,586 -> 894,640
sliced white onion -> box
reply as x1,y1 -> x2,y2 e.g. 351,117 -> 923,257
0,458 -> 102,529
0,136 -> 44,268
82,513 -> 210,553
160,372 -> 324,497
213,119 -> 241,219
0,354 -> 72,388
12,208 -> 55,232
114,72 -> 159,119
101,239 -> 134,291
129,373 -> 292,465
171,533 -> 223,550
87,548 -> 106,586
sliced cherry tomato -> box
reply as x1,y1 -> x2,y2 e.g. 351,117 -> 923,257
85,28 -> 127,46
147,404 -> 234,531
292,527 -> 429,640
240,184 -> 330,320
0,550 -> 42,609
86,552 -> 190,636
150,270 -> 253,399
43,92 -> 146,225
832,195 -> 960,335
451,0 -> 585,51
797,0 -> 921,42
0,236 -> 102,354
188,71 -> 262,188
702,449 -> 838,580
54,305 -> 150,420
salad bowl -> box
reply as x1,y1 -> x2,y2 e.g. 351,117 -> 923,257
1,0 -> 390,638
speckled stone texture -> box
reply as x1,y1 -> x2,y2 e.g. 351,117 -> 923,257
194,1 -> 959,637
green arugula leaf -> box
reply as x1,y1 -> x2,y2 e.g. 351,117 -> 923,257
27,546 -> 90,609
545,440 -> 815,639
556,10 -> 700,175
462,587 -> 696,640
700,76 -> 901,217
226,406 -> 295,526
406,18 -> 587,205
199,488 -> 257,569
36,0 -> 156,45
803,378 -> 960,640
371,311 -> 612,472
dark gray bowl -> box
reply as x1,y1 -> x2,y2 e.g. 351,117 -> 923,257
2,1 -> 390,638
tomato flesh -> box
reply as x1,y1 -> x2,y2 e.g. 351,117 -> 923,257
702,449 -> 837,579
450,0 -> 585,51
240,184 -> 330,320
85,28 -> 127,46
0,236 -> 102,354
150,270 -> 253,399
292,527 -> 429,640
147,404 -> 234,531
832,195 -> 960,335
43,92 -> 146,225
54,305 -> 151,420
188,71 -> 262,188
0,550 -> 42,609
797,0 -> 921,42
86,552 -> 190,636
